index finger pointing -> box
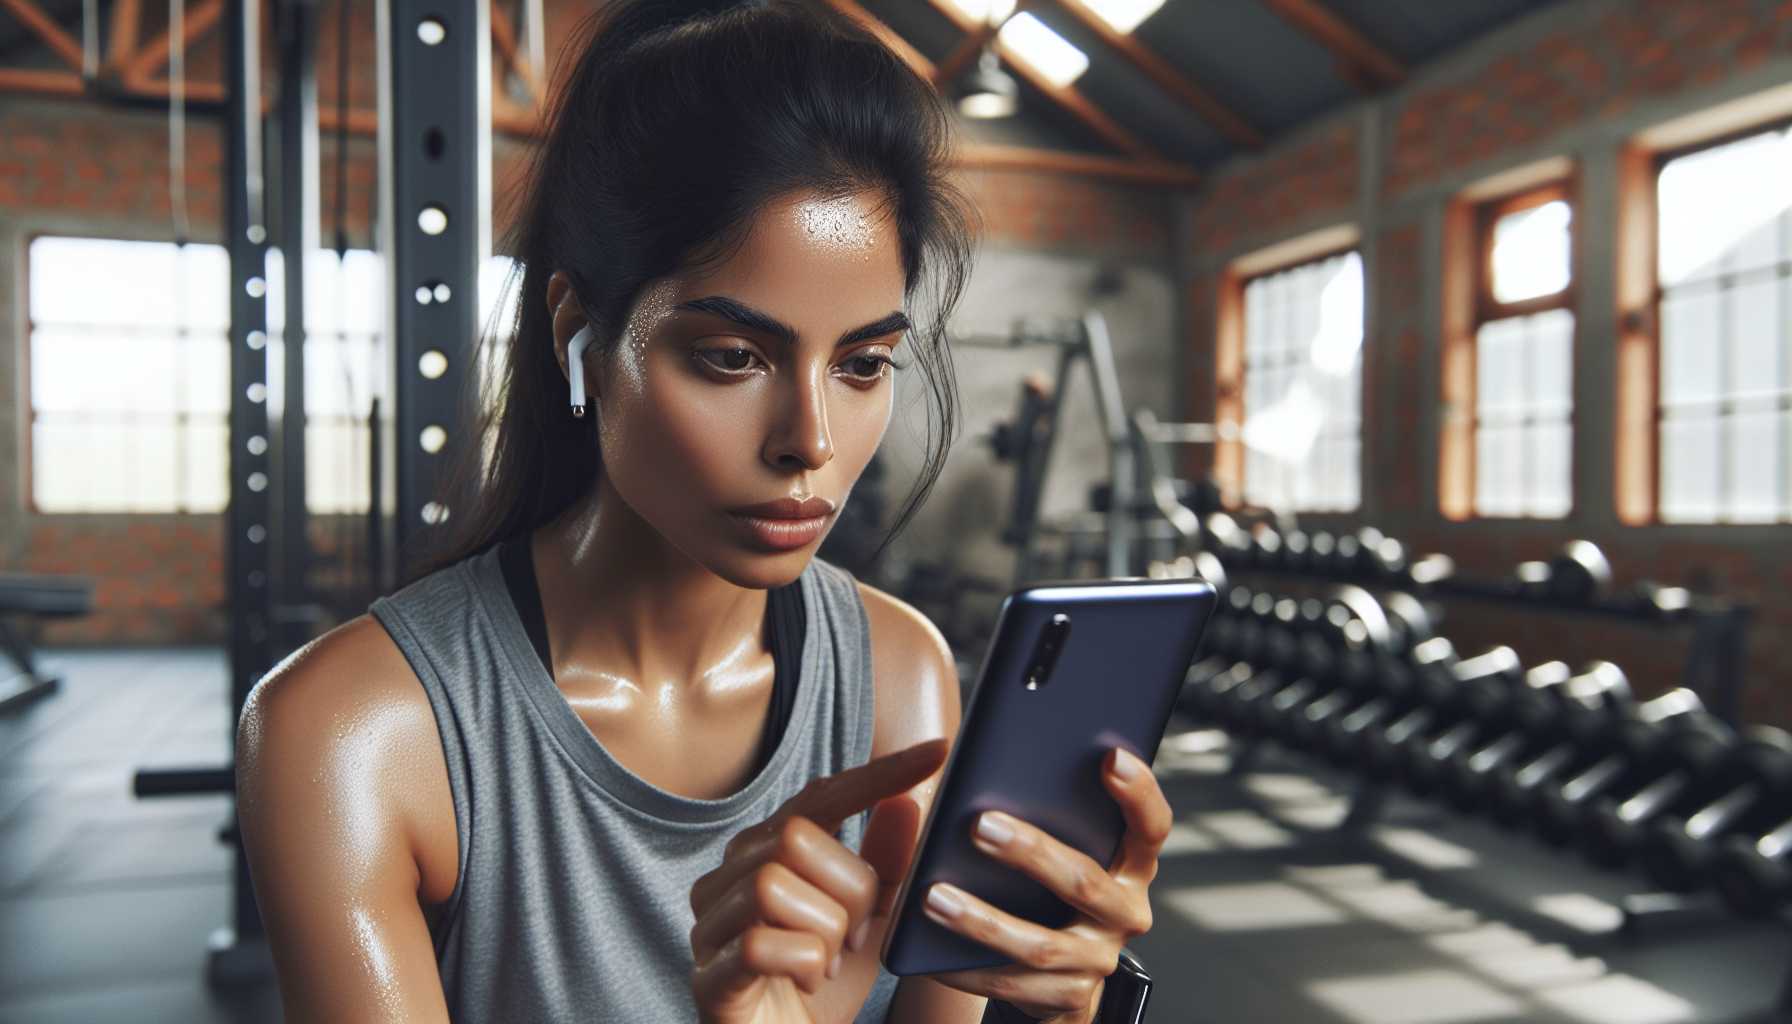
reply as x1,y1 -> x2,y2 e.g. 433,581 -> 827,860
789,738 -> 948,833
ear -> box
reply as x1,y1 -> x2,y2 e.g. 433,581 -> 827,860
545,270 -> 590,386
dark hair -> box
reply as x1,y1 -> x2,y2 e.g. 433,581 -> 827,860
414,0 -> 979,583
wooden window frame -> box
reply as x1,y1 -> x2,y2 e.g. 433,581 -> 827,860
1616,113 -> 1792,525
1440,176 -> 1579,521
1214,238 -> 1363,513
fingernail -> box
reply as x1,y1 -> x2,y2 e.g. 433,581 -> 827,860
975,811 -> 1014,848
925,883 -> 964,922
1112,748 -> 1144,781
828,951 -> 842,979
848,918 -> 871,953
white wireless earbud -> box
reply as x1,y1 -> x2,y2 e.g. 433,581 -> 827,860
567,324 -> 594,418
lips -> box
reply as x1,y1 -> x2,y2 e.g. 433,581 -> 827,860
729,496 -> 836,519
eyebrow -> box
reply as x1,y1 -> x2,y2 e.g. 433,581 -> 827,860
673,295 -> 910,348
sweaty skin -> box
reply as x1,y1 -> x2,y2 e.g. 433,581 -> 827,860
240,186 -> 1170,1023
235,189 -> 986,1023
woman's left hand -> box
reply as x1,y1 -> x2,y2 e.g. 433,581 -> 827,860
923,746 -> 1170,1023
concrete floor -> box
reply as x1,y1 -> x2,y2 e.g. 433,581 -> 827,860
0,648 -> 1786,1023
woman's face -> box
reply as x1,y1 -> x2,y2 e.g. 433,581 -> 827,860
569,189 -> 908,589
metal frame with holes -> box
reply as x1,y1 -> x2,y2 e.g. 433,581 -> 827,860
375,0 -> 491,588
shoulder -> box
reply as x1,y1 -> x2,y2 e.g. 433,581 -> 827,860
851,576 -> 962,758
236,613 -> 458,903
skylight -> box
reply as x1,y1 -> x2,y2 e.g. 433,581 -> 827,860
998,13 -> 1090,88
1086,0 -> 1166,34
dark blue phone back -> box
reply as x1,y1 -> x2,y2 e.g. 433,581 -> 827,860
880,576 -> 1216,976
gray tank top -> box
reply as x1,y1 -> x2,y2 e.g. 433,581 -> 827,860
369,544 -> 901,1022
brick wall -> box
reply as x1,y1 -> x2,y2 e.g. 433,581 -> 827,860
0,34 -> 1172,648
1180,0 -> 1792,727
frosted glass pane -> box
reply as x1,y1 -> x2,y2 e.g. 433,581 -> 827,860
344,250 -> 389,332
31,327 -> 183,414
183,420 -> 229,513
1528,309 -> 1575,416
1658,125 -> 1792,286
28,237 -> 224,328
174,244 -> 232,331
1729,275 -> 1782,400
1659,289 -> 1720,406
1725,411 -> 1781,522
1490,200 -> 1572,303
1477,318 -> 1519,418
1660,414 -> 1721,522
307,420 -> 369,514
184,336 -> 232,415
1529,419 -> 1572,518
31,420 -> 118,511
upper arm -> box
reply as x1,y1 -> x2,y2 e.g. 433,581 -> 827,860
858,583 -> 988,1024
235,616 -> 454,1024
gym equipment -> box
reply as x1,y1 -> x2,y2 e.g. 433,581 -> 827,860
1358,637 -> 1460,781
1638,726 -> 1792,892
1536,689 -> 1714,847
967,314 -> 1135,585
1489,662 -> 1634,828
0,573 -> 94,713
1441,659 -> 1571,812
1578,704 -> 1738,868
1398,646 -> 1526,798
1549,540 -> 1615,603
1712,816 -> 1792,918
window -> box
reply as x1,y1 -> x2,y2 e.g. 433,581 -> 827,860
28,237 -> 232,513
1442,182 -> 1577,519
1226,249 -> 1364,513
1653,123 -> 1792,523
28,235 -> 520,515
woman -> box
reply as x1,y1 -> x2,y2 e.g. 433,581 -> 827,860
235,1 -> 1171,1021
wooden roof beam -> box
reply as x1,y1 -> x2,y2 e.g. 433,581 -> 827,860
123,0 -> 223,86
1048,0 -> 1263,149
106,0 -> 141,75
925,0 -> 1163,163
1258,0 -> 1404,90
1,0 -> 87,71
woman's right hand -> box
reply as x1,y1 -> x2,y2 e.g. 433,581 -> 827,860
689,738 -> 949,1024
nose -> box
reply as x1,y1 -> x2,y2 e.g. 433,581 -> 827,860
762,364 -> 834,471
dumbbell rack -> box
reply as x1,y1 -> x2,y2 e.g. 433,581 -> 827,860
1221,563 -> 1752,725
1190,570 -> 1788,1014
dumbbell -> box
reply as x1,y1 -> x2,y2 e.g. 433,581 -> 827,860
1279,529 -> 1311,572
1256,602 -> 1360,748
1202,513 -> 1252,566
1490,662 -> 1633,829
1408,552 -> 1455,589
1400,646 -> 1527,799
1284,587 -> 1403,751
1579,702 -> 1738,868
1441,659 -> 1572,812
1549,540 -> 1614,603
1306,531 -> 1337,574
1535,689 -> 1713,848
1194,594 -> 1287,732
1177,586 -> 1254,720
1712,815 -> 1792,918
1353,528 -> 1408,580
1225,599 -> 1319,736
1332,532 -> 1362,576
1309,592 -> 1434,766
1638,726 -> 1792,892
1248,528 -> 1282,570
1358,637 -> 1460,782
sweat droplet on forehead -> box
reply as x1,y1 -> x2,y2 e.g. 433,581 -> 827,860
794,195 -> 877,262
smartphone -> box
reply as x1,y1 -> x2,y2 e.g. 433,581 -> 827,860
879,576 -> 1217,976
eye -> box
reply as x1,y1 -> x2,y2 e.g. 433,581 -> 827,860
840,353 -> 898,382
695,347 -> 762,374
